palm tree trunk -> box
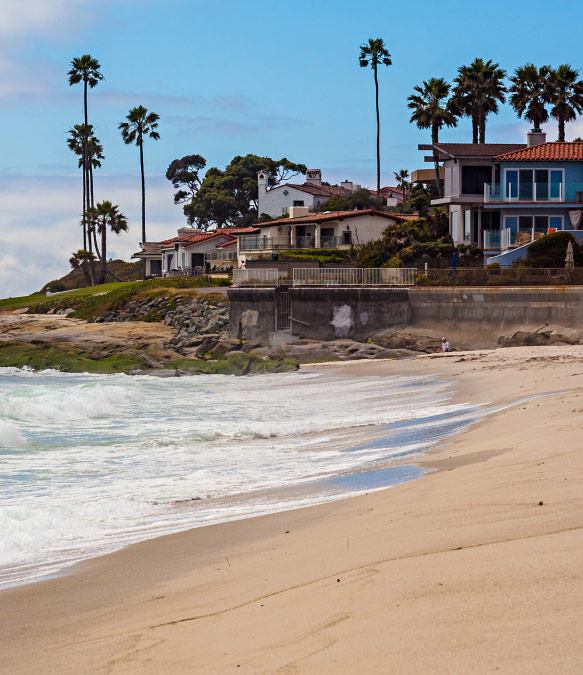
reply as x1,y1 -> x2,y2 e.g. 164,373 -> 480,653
82,168 -> 87,250
93,226 -> 102,261
374,64 -> 381,197
139,139 -> 146,280
89,162 -> 95,209
101,222 -> 107,285
472,114 -> 479,144
558,116 -> 565,142
83,80 -> 92,256
432,125 -> 443,198
479,112 -> 486,144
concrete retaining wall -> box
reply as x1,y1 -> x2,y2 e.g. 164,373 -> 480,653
228,286 -> 583,345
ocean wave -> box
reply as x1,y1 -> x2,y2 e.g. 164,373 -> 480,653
0,419 -> 27,449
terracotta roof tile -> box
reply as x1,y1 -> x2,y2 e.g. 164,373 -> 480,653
494,142 -> 583,161
279,182 -> 352,197
243,209 -> 413,228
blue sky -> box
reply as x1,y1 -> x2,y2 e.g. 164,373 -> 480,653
2,0 -> 583,295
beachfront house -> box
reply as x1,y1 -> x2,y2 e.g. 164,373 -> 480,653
420,132 -> 583,263
132,227 -> 255,276
235,208 -> 418,267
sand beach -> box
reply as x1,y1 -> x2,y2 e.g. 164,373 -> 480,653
1,345 -> 583,674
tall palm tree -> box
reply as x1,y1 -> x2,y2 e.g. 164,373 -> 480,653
68,55 -> 103,249
509,64 -> 552,131
453,58 -> 506,143
359,38 -> 392,197
85,201 -> 129,284
119,106 -> 160,270
67,124 -> 104,206
394,169 -> 409,199
408,78 -> 458,198
546,65 -> 583,142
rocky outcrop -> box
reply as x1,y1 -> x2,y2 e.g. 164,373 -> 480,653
498,328 -> 582,347
250,338 -> 417,363
371,330 -> 446,354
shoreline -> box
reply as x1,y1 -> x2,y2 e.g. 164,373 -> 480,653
2,346 -> 583,673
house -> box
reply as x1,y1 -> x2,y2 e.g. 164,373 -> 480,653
369,186 -> 406,207
132,226 -> 255,275
257,169 -> 361,218
483,141 -> 583,262
236,207 -> 419,266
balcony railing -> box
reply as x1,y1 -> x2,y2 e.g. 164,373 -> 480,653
238,236 -> 344,251
484,182 -> 583,203
483,230 -> 501,249
205,250 -> 237,261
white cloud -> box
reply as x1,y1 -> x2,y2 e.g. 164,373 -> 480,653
0,173 -> 185,297
0,0 -> 96,40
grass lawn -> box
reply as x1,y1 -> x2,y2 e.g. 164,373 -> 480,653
0,281 -> 137,312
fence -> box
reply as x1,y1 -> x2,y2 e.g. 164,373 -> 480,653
232,268 -> 280,286
292,268 -> 417,287
418,267 -> 583,286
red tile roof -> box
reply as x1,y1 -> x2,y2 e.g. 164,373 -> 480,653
280,182 -> 351,197
494,142 -> 583,161
245,209 -> 415,228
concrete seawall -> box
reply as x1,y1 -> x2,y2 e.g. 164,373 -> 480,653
228,287 -> 583,346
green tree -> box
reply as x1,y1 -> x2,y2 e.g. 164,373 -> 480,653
69,248 -> 96,287
509,64 -> 552,131
453,58 -> 506,143
119,106 -> 160,260
393,169 -> 410,199
188,155 -> 306,228
67,55 -> 103,250
408,78 -> 458,197
546,65 -> 583,142
165,154 -> 206,224
85,201 -> 129,284
359,38 -> 392,197
315,188 -> 375,212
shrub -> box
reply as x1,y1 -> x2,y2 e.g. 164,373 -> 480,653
46,280 -> 66,293
524,231 -> 583,268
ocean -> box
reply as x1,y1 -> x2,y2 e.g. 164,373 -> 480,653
0,367 -> 480,588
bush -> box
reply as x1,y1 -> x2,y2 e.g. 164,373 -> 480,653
46,280 -> 66,293
524,231 -> 583,268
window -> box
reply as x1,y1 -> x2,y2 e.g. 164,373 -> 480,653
342,231 -> 352,244
549,216 -> 563,230
292,200 -> 305,207
505,168 -> 564,201
505,214 -> 563,233
464,210 -> 471,240
181,252 -> 186,268
550,171 -> 563,199
519,215 -> 533,231
505,216 -> 518,232
450,211 -> 458,238
461,166 -> 492,194
519,170 -> 533,201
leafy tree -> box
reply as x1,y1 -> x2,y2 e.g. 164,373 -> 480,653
393,182 -> 438,217
85,201 -> 129,284
359,38 -> 392,196
509,64 -> 552,131
525,231 -> 583,267
546,65 -> 583,142
453,58 -> 506,143
315,188 -> 375,212
187,154 -> 306,229
393,169 -> 410,199
408,78 -> 458,198
68,55 -> 103,250
165,154 -> 206,223
119,105 -> 160,276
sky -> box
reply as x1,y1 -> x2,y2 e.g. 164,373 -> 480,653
2,0 -> 583,296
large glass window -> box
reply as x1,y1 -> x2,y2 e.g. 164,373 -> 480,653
451,211 -> 458,238
461,166 -> 492,194
519,170 -> 533,200
534,216 -> 548,233
505,170 -> 518,200
505,216 -> 518,232
519,215 -> 533,231
550,171 -> 563,199
535,170 -> 549,200
549,216 -> 563,230
464,210 -> 471,240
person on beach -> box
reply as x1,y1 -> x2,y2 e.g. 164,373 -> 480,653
441,337 -> 450,352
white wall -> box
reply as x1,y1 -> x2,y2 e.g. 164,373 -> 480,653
258,185 -> 317,218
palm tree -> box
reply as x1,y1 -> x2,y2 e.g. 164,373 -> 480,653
359,38 -> 392,197
546,65 -> 583,142
509,64 -> 552,131
85,201 -> 128,284
453,58 -> 506,143
68,55 -> 103,248
408,78 -> 458,197
69,249 -> 96,287
394,169 -> 409,199
119,106 -> 160,273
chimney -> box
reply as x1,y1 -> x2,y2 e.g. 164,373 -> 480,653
177,227 -> 202,237
306,169 -> 322,186
341,180 -> 354,192
288,206 -> 309,219
527,129 -> 547,147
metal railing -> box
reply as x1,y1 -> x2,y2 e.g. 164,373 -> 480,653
238,236 -> 344,251
205,250 -> 237,261
232,268 -> 280,286
484,182 -> 577,203
418,267 -> 583,286
483,230 -> 501,249
293,268 -> 417,287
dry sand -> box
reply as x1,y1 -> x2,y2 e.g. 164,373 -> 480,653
2,346 -> 583,674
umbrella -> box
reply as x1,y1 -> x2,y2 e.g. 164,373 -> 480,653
565,241 -> 575,270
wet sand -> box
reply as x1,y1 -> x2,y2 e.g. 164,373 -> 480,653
2,346 -> 583,674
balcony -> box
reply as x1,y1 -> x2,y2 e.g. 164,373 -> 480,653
205,250 -> 237,261
239,236 -> 344,251
483,230 -> 501,249
484,181 -> 583,203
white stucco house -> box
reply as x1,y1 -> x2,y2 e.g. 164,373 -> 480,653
257,169 -> 365,218
236,207 -> 419,266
